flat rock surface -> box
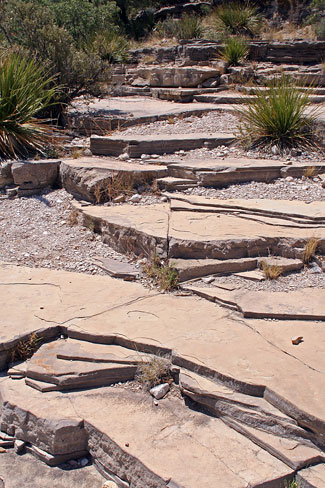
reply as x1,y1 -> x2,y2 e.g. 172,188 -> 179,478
186,285 -> 325,321
0,450 -> 104,488
297,463 -> 325,487
68,96 -> 230,118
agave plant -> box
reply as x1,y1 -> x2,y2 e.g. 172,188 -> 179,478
238,76 -> 320,150
0,52 -> 59,159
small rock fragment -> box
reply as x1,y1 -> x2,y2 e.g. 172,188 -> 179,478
79,457 -> 88,467
14,440 -> 25,454
130,193 -> 141,203
113,194 -> 126,204
0,447 -> 6,453
150,383 -> 170,400
291,336 -> 304,345
202,276 -> 214,284
102,481 -> 118,488
118,153 -> 129,161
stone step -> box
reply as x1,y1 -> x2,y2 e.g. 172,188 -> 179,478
183,285 -> 325,321
194,92 -> 325,104
164,158 -> 325,187
74,199 -> 325,262
156,176 -> 198,191
172,257 -> 258,282
90,133 -> 235,157
60,157 -> 168,202
25,341 -> 139,390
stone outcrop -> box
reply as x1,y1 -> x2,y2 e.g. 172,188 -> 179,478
12,160 -> 60,194
130,67 -> 221,88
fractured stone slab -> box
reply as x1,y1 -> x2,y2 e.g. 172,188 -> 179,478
90,133 -> 235,157
171,257 -> 257,281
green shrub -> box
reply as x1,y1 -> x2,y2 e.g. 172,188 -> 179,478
238,75 -> 320,150
220,37 -> 248,66
216,2 -> 261,37
91,32 -> 130,64
0,52 -> 59,159
315,18 -> 325,39
177,14 -> 203,40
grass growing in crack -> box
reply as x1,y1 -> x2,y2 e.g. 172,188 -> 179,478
143,254 -> 179,291
9,333 -> 42,363
136,355 -> 172,389
260,261 -> 284,280
94,172 -> 136,204
219,37 -> 248,66
303,166 -> 316,179
238,75 -> 320,151
285,480 -> 301,488
67,209 -> 79,226
303,237 -> 320,264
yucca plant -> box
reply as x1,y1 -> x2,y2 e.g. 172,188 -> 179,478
0,52 -> 59,159
220,37 -> 248,66
238,75 -> 320,150
216,2 -> 261,37
177,14 -> 203,40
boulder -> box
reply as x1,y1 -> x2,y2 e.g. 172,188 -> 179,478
11,160 -> 60,190
0,162 -> 13,187
135,67 -> 220,88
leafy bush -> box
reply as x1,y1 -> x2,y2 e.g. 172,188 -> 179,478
0,52 -> 59,159
216,2 -> 261,37
238,75 -> 320,150
91,32 -> 130,64
220,37 -> 248,66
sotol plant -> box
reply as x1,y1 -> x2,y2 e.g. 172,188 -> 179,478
238,75 -> 320,150
216,2 -> 261,37
0,52 -> 58,159
220,37 -> 248,66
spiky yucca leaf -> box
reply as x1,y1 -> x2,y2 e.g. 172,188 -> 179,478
238,76 -> 320,149
0,53 -> 58,159
216,2 -> 261,37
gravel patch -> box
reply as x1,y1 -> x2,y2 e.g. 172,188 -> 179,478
0,189 -> 133,275
179,176 -> 325,202
114,111 -> 239,136
195,267 -> 325,292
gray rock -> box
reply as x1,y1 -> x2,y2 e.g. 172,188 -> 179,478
12,160 -> 60,190
0,161 -> 13,187
150,383 -> 170,400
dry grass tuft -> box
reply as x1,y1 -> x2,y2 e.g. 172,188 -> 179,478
71,148 -> 84,159
261,261 -> 284,280
143,254 -> 179,291
136,355 -> 172,389
67,209 -> 79,226
304,166 -> 316,179
303,237 -> 320,264
9,333 -> 42,363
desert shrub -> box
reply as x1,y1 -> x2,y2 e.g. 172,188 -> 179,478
0,52 -> 59,159
155,13 -> 203,40
143,254 -> 179,291
314,18 -> 325,39
215,1 -> 261,37
303,237 -> 319,263
91,32 -> 130,64
136,355 -> 171,388
238,75 -> 320,150
219,37 -> 248,65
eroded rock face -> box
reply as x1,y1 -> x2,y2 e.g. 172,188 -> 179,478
135,67 -> 221,88
12,160 -> 60,191
0,162 -> 13,188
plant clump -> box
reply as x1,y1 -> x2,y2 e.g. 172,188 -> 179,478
143,254 -> 179,291
136,355 -> 172,389
215,1 -> 261,37
260,261 -> 284,280
303,237 -> 320,264
9,333 -> 42,363
238,75 -> 320,150
0,52 -> 59,159
219,37 -> 248,66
